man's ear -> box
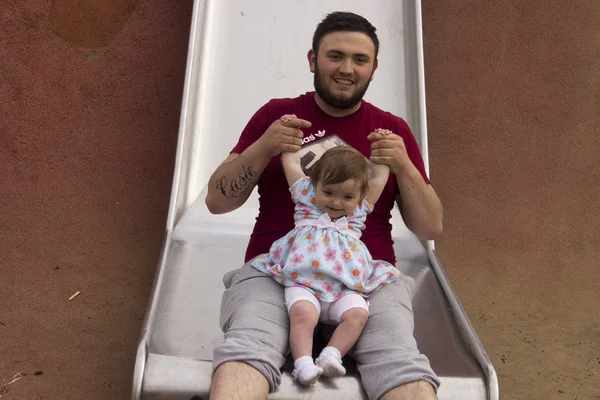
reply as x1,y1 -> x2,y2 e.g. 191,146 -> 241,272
307,49 -> 316,73
370,58 -> 379,81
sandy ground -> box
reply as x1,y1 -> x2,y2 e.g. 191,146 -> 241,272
1,1 -> 599,399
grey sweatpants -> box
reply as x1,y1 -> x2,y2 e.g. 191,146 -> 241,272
212,260 -> 440,400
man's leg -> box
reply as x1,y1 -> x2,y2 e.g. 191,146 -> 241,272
210,361 -> 270,400
210,262 -> 290,399
380,380 -> 437,400
349,273 -> 440,400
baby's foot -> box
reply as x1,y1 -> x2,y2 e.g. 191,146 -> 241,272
316,346 -> 346,377
292,356 -> 323,385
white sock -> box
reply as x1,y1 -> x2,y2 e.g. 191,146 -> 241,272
292,356 -> 323,385
316,346 -> 346,377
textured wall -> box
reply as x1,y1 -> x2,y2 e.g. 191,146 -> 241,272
424,1 -> 600,399
1,1 -> 598,399
0,0 -> 193,398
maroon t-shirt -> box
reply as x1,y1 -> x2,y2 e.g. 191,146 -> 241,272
231,91 -> 430,265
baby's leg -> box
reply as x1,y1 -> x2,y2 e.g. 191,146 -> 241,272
316,294 -> 369,377
284,287 -> 323,385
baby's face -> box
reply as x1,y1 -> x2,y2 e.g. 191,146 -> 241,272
315,179 -> 362,219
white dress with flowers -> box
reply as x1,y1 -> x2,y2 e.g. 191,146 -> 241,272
250,176 -> 400,302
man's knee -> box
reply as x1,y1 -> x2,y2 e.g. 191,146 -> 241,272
350,275 -> 440,400
380,380 -> 437,400
210,361 -> 270,400
214,262 -> 290,392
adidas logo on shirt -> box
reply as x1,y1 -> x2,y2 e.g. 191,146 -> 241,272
302,130 -> 326,144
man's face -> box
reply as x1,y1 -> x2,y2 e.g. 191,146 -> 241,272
309,31 -> 378,110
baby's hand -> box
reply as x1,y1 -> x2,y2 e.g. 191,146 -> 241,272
280,114 -> 298,125
374,128 -> 392,136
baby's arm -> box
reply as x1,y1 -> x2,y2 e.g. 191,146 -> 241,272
279,114 -> 306,186
365,162 -> 390,205
282,150 -> 305,186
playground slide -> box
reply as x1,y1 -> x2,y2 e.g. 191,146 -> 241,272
131,0 -> 499,399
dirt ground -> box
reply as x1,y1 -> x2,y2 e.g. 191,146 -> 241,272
1,1 -> 598,399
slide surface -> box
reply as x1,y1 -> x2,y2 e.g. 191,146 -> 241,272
132,1 -> 499,399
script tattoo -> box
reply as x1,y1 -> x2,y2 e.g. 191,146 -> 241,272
216,165 -> 258,198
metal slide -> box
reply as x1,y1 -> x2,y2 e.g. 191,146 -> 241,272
131,0 -> 499,399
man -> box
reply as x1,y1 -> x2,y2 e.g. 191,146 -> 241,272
205,11 -> 443,400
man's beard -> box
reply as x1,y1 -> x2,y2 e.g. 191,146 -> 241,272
313,63 -> 372,110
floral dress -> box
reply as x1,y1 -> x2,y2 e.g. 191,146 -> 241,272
250,176 -> 400,302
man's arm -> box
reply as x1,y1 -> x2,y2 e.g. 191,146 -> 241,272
205,141 -> 271,214
394,165 -> 443,240
368,128 -> 443,240
205,115 -> 311,214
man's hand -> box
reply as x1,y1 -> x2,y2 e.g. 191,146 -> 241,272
368,128 -> 412,175
257,114 -> 312,157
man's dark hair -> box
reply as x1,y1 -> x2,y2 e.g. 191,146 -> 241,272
312,11 -> 380,59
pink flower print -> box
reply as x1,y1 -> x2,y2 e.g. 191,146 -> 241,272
290,253 -> 304,266
333,261 -> 343,275
313,271 -> 326,281
353,282 -> 365,292
332,292 -> 345,301
342,250 -> 353,263
310,259 -> 320,269
291,242 -> 299,252
324,248 -> 336,261
308,242 -> 319,253
290,188 -> 297,199
349,241 -> 360,252
322,282 -> 334,293
358,256 -> 366,267
301,280 -> 312,288
321,233 -> 331,247
272,246 -> 283,261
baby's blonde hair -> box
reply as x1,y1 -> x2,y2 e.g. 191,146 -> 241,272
309,146 -> 369,198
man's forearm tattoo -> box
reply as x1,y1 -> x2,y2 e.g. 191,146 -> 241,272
216,164 -> 258,198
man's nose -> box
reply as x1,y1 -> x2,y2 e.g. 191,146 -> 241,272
339,59 -> 353,74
